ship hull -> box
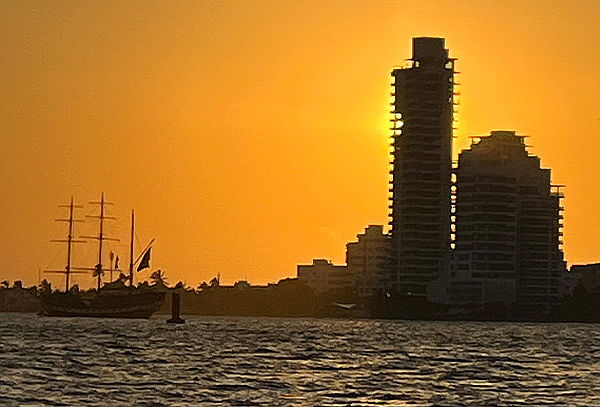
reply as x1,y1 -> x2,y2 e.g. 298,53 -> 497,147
40,291 -> 166,319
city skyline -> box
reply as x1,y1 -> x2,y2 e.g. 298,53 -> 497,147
1,1 -> 599,288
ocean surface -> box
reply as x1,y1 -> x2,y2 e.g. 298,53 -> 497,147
1,314 -> 600,406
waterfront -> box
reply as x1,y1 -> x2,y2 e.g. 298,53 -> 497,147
1,314 -> 600,406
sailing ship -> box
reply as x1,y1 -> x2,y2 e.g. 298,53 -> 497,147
40,194 -> 166,318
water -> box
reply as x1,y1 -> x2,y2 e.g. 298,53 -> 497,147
1,314 -> 600,406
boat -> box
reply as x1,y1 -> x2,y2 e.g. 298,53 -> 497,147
39,286 -> 166,319
40,194 -> 166,318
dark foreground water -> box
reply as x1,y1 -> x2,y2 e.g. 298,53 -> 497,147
1,314 -> 600,406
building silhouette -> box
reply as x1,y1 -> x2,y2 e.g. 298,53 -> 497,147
346,225 -> 391,300
297,225 -> 390,298
297,259 -> 351,295
389,37 -> 455,298
293,37 -> 573,319
570,263 -> 600,293
448,131 -> 565,316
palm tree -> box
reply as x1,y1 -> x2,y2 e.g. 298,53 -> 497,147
150,269 -> 168,286
38,279 -> 52,294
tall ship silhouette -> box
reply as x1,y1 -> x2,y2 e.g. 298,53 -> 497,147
40,194 -> 166,318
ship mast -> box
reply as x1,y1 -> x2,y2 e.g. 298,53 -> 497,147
129,209 -> 134,286
45,196 -> 87,291
82,193 -> 119,290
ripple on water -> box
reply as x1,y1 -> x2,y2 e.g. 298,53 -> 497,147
1,315 -> 600,406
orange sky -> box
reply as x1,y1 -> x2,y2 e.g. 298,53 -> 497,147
1,0 -> 599,288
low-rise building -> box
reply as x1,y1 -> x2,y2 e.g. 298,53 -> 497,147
570,263 -> 600,293
346,225 -> 391,299
297,259 -> 352,294
296,225 -> 391,299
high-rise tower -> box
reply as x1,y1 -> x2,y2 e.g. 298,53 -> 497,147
454,131 -> 565,316
389,37 -> 455,298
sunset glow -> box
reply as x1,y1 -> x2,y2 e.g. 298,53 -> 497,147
1,0 -> 599,288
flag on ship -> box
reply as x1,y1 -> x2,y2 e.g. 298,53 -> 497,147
137,247 -> 151,272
